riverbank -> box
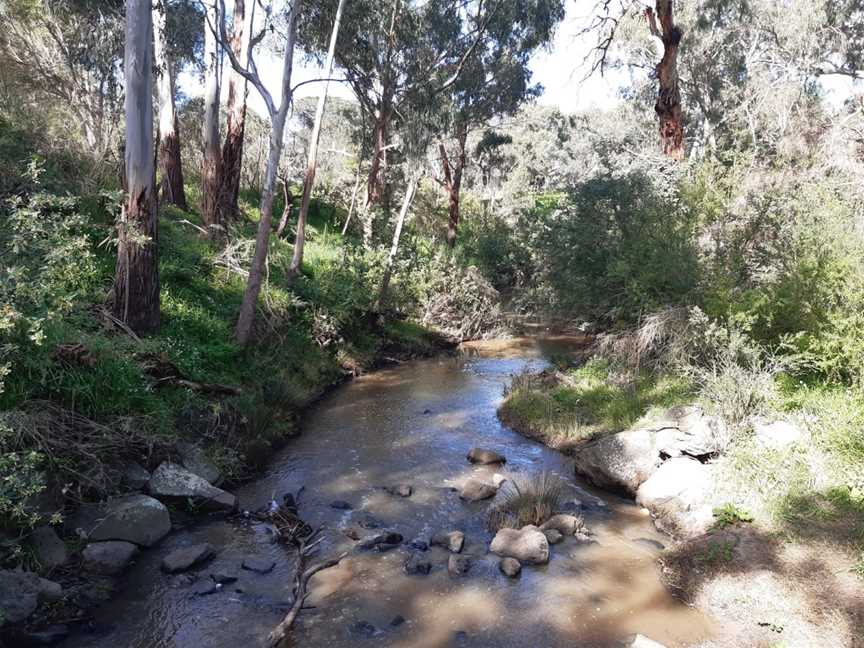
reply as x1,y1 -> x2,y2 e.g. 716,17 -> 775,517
498,357 -> 864,647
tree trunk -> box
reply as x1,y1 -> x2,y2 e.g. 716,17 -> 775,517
646,1 -> 684,159
152,0 -> 187,210
234,1 -> 300,345
200,0 -> 223,230
288,0 -> 345,278
220,0 -> 252,221
374,173 -> 419,313
275,177 -> 294,237
114,0 -> 159,333
441,125 -> 467,248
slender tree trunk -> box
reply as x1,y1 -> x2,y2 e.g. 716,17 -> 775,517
114,0 -> 159,333
152,0 -> 187,210
234,2 -> 299,345
220,0 -> 252,220
441,125 -> 467,248
646,0 -> 684,159
374,173 -> 418,313
275,177 -> 293,237
341,160 -> 363,236
201,0 -> 223,230
288,0 -> 345,278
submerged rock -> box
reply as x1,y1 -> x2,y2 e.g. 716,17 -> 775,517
572,429 -> 661,496
490,525 -> 549,565
390,615 -> 406,627
358,531 -> 403,550
499,557 -> 522,578
404,554 -> 432,575
349,620 -> 378,638
384,484 -> 413,498
330,500 -> 353,510
148,462 -> 236,512
430,530 -> 464,553
82,541 -> 139,575
467,448 -> 506,465
161,543 -> 215,573
241,557 -> 276,574
448,554 -> 472,576
72,494 -> 171,547
460,478 -> 497,501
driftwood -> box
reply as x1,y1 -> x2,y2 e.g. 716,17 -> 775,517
265,527 -> 348,647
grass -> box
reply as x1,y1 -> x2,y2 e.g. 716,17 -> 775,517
488,471 -> 568,531
498,358 -> 695,447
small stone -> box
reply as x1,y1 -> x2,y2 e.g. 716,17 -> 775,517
543,529 -> 564,544
31,525 -> 68,570
499,557 -> 521,578
540,514 -> 584,536
390,615 -> 406,627
161,543 -> 215,573
193,580 -> 219,596
574,532 -> 597,544
349,620 -> 378,637
430,531 -> 464,553
330,500 -> 353,510
356,513 -> 384,529
82,541 -> 139,575
385,484 -> 413,498
210,570 -> 238,584
358,532 -> 403,550
404,554 -> 432,575
466,448 -> 506,465
448,554 -> 472,576
408,539 -> 428,551
341,527 -> 361,541
242,557 -> 276,574
459,479 -> 497,501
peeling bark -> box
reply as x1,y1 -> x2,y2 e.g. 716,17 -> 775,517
220,0 -> 251,221
646,0 -> 684,159
114,0 -> 159,333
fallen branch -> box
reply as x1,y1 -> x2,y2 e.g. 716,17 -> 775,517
266,528 -> 348,647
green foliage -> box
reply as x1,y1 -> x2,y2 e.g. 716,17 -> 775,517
712,503 -> 755,528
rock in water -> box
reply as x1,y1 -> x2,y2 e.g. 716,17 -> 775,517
82,541 -> 139,575
384,484 -> 413,498
404,554 -> 432,575
148,462 -> 237,512
460,479 -> 497,501
358,531 -> 403,550
466,448 -> 506,465
490,525 -> 549,565
31,525 -> 67,570
447,554 -> 472,576
543,529 -> 564,544
571,429 -> 660,496
499,557 -> 522,578
330,500 -> 353,510
430,531 -> 464,553
161,543 -> 215,573
242,557 -> 276,574
72,494 -> 171,547
540,514 -> 584,536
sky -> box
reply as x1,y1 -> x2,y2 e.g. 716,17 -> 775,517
179,0 -> 860,119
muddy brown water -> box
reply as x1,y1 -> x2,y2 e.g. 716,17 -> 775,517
64,338 -> 713,648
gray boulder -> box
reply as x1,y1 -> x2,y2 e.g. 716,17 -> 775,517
430,531 -> 464,553
176,443 -> 222,485
572,429 -> 660,496
148,462 -> 237,511
499,557 -> 521,578
161,543 -> 215,573
635,457 -> 715,539
72,494 -> 171,547
655,405 -> 727,458
82,541 -> 139,575
31,526 -> 67,570
121,462 -> 151,490
540,514 -> 584,536
467,448 -> 506,465
459,478 -> 497,501
447,554 -> 472,576
0,570 -> 62,626
490,525 -> 549,565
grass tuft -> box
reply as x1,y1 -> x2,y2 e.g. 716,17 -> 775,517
488,471 -> 567,531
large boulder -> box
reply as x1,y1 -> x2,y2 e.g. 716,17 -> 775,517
490,525 -> 549,565
655,405 -> 727,458
460,478 -> 498,502
466,448 -> 506,465
635,457 -> 715,539
148,462 -> 236,511
72,494 -> 171,547
82,541 -> 139,575
572,429 -> 661,496
0,570 -> 62,626
176,443 -> 222,485
31,526 -> 67,570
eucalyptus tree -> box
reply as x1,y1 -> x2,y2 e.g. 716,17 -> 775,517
434,0 -> 564,247
200,0 -> 223,230
214,0 -> 301,345
114,0 -> 159,332
153,0 -> 188,209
